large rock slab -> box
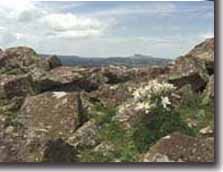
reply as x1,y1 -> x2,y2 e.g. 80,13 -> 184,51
68,120 -> 98,149
0,47 -> 50,74
0,74 -> 34,108
168,57 -> 209,92
202,75 -> 214,104
42,139 -> 78,162
187,38 -> 214,65
31,66 -> 99,93
19,91 -> 87,161
167,38 -> 214,92
142,132 -> 214,162
20,91 -> 83,138
46,55 -> 62,69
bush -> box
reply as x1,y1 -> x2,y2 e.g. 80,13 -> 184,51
79,80 -> 211,162
176,93 -> 214,133
132,106 -> 196,153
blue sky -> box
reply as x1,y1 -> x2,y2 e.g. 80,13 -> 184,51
0,1 -> 214,59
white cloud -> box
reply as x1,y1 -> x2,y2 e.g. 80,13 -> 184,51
43,13 -> 103,32
48,30 -> 102,39
0,1 -> 110,48
40,13 -> 107,39
17,8 -> 47,23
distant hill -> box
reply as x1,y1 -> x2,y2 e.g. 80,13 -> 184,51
41,54 -> 172,67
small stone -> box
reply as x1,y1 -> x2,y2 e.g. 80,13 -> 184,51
5,126 -> 14,134
0,145 -> 6,149
192,148 -> 196,154
200,126 -> 213,135
163,135 -> 171,139
13,133 -> 19,137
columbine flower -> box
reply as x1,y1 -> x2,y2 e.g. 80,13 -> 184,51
135,102 -> 145,111
161,96 -> 171,109
119,80 -> 176,114
133,90 -> 141,100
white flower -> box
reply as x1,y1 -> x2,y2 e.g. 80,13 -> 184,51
144,102 -> 151,110
134,102 -> 151,113
161,96 -> 171,109
133,90 -> 141,100
129,80 -> 175,113
134,102 -> 145,111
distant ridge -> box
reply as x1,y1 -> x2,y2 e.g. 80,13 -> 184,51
41,54 -> 172,67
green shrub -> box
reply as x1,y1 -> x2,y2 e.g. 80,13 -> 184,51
78,81 -> 213,162
176,93 -> 214,132
90,104 -> 117,125
132,106 -> 196,153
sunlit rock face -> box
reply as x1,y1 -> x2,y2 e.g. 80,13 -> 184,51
142,132 -> 214,162
0,47 -> 50,73
167,38 -> 214,93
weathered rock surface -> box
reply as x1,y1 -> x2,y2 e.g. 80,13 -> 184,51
42,139 -> 78,162
115,105 -> 145,129
31,66 -> 99,93
100,66 -> 131,84
49,66 -> 87,83
202,75 -> 214,104
167,38 -> 214,93
93,141 -> 115,157
0,74 -> 34,100
20,92 -> 84,138
142,132 -> 214,162
0,111 -> 26,162
68,120 -> 98,148
0,47 -> 50,74
47,55 -> 62,69
187,38 -> 214,67
0,38 -> 215,163
18,91 -> 87,161
88,84 -> 132,107
167,57 -> 209,92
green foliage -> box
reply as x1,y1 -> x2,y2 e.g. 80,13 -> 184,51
0,68 -> 23,75
0,106 -> 23,128
79,98 -> 198,162
176,93 -> 214,132
91,121 -> 138,162
132,106 -> 196,153
79,104 -> 139,162
79,149 -> 114,162
90,104 -> 117,125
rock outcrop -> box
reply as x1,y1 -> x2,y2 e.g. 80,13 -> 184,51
202,75 -> 214,104
20,92 -> 85,138
0,47 -> 50,74
47,55 -> 62,69
0,38 -> 214,163
68,120 -> 98,149
0,74 -> 34,100
142,132 -> 214,162
167,38 -> 214,93
18,92 -> 87,161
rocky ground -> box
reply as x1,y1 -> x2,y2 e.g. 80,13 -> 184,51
0,38 -> 214,163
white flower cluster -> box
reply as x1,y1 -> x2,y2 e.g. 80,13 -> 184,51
132,80 -> 175,101
133,80 -> 175,112
118,80 -> 176,114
